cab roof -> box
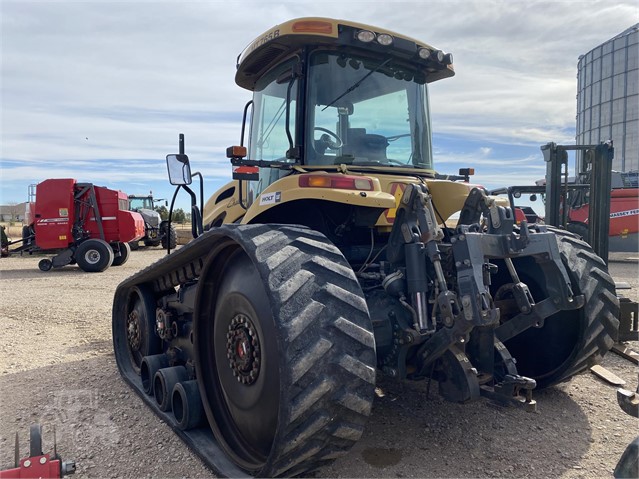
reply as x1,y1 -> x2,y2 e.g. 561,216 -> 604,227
235,17 -> 455,91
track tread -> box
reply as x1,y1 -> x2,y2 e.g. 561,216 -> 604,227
547,227 -> 620,384
194,224 -> 376,477
251,226 -> 375,477
285,300 -> 325,342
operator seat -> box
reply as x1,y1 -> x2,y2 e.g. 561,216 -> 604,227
343,128 -> 389,162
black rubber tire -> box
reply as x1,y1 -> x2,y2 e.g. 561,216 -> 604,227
75,239 -> 114,272
38,259 -> 53,272
122,285 -> 162,375
500,227 -> 619,389
194,225 -> 376,477
22,225 -> 34,247
144,240 -> 161,247
112,242 -> 131,267
128,240 -> 140,251
29,424 -> 43,457
161,223 -> 177,250
566,222 -> 589,243
615,436 -> 639,479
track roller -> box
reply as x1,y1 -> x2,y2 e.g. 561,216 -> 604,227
154,366 -> 188,412
172,380 -> 205,430
140,354 -> 169,395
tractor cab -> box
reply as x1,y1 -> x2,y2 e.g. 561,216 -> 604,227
128,195 -> 155,211
231,18 -> 454,205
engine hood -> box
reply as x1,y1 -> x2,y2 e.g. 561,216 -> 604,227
137,208 -> 161,227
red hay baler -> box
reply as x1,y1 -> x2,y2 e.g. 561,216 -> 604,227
20,179 -> 145,272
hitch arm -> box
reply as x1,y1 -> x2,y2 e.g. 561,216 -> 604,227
415,320 -> 474,375
495,295 -> 584,343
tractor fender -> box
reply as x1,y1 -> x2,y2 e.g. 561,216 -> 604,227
202,180 -> 246,228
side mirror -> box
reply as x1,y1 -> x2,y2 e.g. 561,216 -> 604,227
166,154 -> 192,185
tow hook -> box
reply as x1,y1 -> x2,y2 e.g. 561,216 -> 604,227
480,374 -> 537,412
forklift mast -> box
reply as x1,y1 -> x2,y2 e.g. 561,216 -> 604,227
541,141 -> 614,263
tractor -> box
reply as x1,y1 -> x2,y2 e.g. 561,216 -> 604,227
127,194 -> 177,250
112,18 -> 620,477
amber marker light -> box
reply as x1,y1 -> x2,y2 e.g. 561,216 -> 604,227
292,20 -> 333,34
226,145 -> 247,158
299,174 -> 374,190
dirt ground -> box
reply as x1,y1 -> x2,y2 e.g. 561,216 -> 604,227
0,247 -> 637,478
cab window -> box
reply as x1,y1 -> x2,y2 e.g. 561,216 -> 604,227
247,59 -> 298,204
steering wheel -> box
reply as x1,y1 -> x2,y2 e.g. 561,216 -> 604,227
314,127 -> 343,150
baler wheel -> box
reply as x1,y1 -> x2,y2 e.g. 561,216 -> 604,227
112,242 -> 131,267
195,225 -> 376,477
38,259 -> 53,272
75,239 -> 114,272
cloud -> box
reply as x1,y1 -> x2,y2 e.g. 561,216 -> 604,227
479,147 -> 492,156
1,0 -> 636,207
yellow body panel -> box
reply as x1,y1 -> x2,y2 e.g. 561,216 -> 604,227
201,180 -> 246,228
202,170 -> 507,231
372,176 -> 479,227
240,172 -> 396,224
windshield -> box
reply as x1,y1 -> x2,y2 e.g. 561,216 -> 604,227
306,51 -> 433,169
129,198 -> 153,210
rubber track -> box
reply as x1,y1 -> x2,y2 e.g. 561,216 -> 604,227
113,225 -> 376,478
547,227 -> 620,385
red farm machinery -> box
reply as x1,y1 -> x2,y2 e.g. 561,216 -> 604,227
491,142 -> 638,261
15,178 -> 145,272
0,424 -> 75,479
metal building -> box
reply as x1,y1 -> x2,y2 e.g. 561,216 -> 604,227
576,24 -> 638,172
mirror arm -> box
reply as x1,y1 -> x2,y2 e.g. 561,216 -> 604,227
239,181 -> 247,210
240,101 -> 253,147
167,182 -> 201,255
192,171 -> 204,234
238,101 -> 253,211
284,79 -> 300,160
167,187 -> 180,255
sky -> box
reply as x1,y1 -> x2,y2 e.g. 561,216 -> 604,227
1,0 -> 637,215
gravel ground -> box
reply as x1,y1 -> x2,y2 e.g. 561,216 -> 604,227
0,248 -> 637,478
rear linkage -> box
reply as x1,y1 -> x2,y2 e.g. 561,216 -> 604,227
384,184 -> 584,410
